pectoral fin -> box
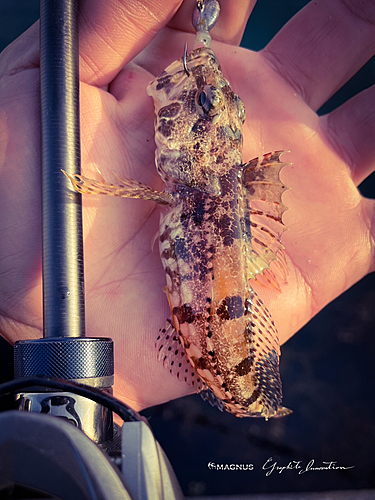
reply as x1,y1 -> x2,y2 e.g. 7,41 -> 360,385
62,170 -> 173,205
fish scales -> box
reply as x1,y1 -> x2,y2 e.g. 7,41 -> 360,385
149,47 -> 290,418
63,44 -> 291,418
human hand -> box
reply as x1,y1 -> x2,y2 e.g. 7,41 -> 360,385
0,0 -> 254,410
0,0 -> 374,412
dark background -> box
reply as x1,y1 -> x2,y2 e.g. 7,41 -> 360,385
1,0 -> 375,497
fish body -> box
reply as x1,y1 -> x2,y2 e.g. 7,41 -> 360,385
63,37 -> 291,419
148,48 -> 290,418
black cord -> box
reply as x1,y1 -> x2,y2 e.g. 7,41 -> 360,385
0,377 -> 146,425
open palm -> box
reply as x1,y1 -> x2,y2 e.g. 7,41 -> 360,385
1,0 -> 374,411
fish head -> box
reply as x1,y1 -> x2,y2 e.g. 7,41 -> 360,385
147,47 -> 246,195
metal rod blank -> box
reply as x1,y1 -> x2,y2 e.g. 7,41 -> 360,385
40,0 -> 85,338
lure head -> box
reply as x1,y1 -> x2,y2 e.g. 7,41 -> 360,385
192,0 -> 220,48
147,47 -> 246,195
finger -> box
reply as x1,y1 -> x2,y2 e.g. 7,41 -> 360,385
79,0 -> 183,86
0,22 -> 39,78
168,0 -> 256,46
263,0 -> 375,111
321,84 -> 375,186
0,1 -> 183,87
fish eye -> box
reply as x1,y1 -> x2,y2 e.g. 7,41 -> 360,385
199,91 -> 208,110
198,89 -> 212,113
196,85 -> 222,116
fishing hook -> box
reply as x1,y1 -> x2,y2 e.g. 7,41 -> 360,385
183,43 -> 190,76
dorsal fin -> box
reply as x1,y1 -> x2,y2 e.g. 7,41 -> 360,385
241,151 -> 289,288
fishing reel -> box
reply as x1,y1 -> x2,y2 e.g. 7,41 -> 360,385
0,344 -> 183,500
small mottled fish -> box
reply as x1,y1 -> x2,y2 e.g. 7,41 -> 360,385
64,0 -> 291,419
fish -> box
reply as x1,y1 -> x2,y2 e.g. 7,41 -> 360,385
63,1 -> 291,419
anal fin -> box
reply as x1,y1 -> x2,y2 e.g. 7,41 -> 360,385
156,319 -> 205,391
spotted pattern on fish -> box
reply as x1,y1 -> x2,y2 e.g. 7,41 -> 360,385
149,47 -> 291,418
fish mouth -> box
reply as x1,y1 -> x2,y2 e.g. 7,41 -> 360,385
147,47 -> 220,100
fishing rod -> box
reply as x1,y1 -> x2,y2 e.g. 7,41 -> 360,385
14,0 -> 114,444
0,0 -> 182,498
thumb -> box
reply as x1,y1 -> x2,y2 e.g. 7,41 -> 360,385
79,0 -> 183,86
